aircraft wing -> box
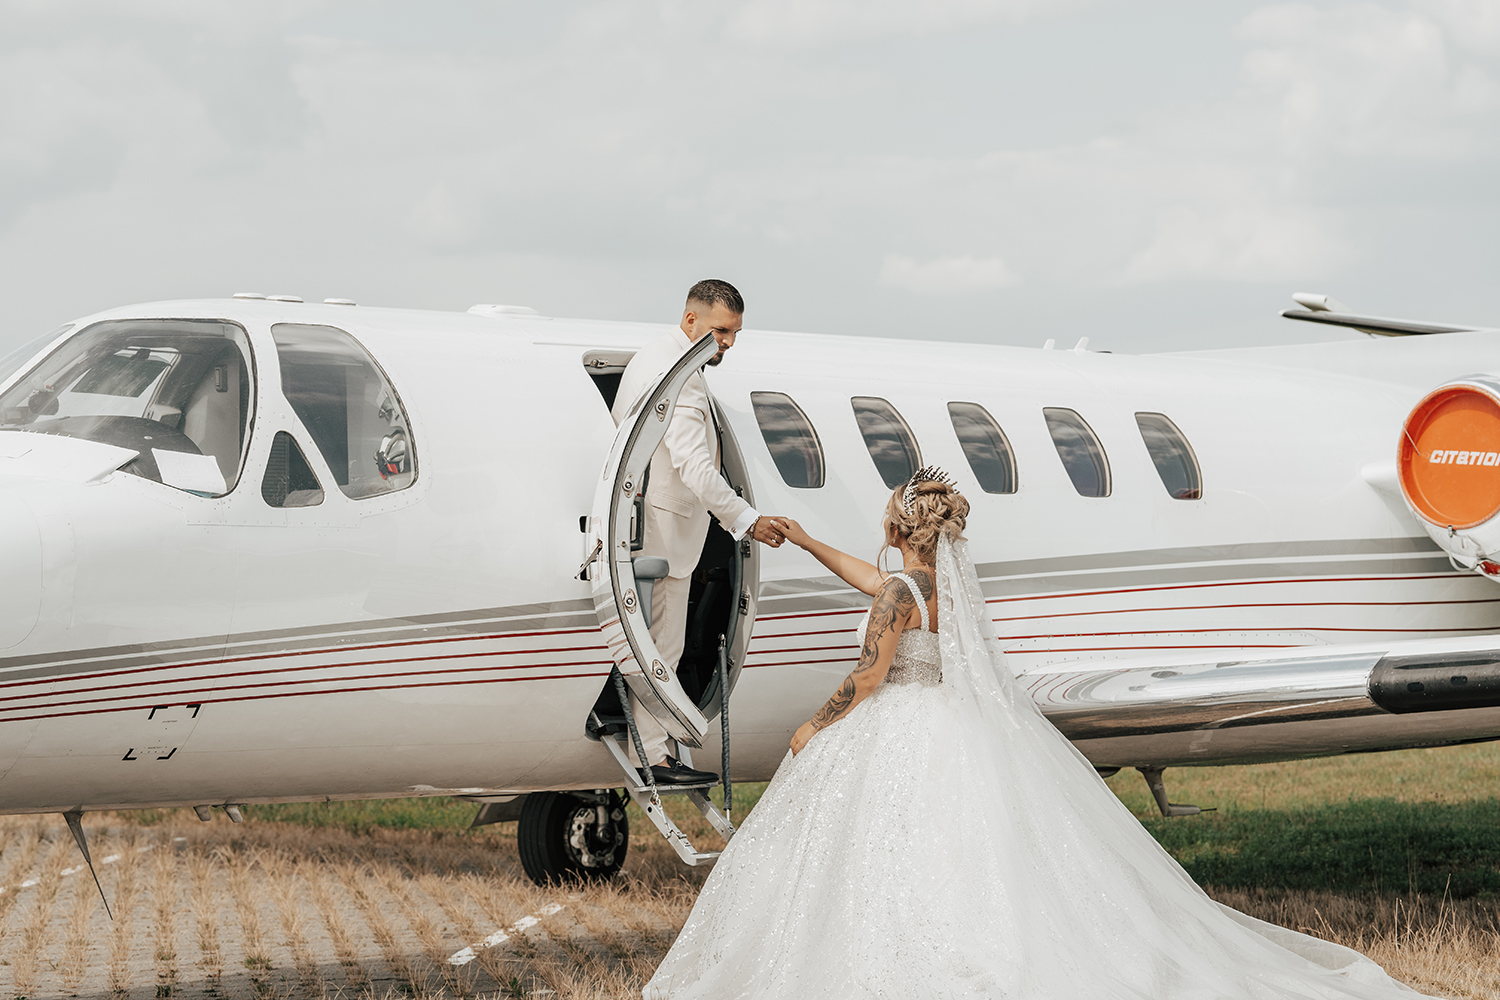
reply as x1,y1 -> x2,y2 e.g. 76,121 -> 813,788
1020,633 -> 1500,767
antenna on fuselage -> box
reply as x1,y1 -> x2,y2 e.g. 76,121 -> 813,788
62,809 -> 113,921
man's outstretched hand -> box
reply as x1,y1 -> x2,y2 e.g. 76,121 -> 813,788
751,516 -> 787,547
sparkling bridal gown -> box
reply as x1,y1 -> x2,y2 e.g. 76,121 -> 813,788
645,538 -> 1426,999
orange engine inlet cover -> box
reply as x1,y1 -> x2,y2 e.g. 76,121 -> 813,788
1399,382 -> 1500,528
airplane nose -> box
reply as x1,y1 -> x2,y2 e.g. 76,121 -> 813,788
0,489 -> 42,650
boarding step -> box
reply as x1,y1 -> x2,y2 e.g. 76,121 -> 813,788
600,732 -> 735,865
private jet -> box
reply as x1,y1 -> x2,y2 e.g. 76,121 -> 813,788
1,290 -> 1498,885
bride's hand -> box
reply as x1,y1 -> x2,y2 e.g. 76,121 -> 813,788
777,518 -> 812,549
790,721 -> 817,755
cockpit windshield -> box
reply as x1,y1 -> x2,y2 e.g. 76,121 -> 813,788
0,320 -> 254,495
0,326 -> 71,388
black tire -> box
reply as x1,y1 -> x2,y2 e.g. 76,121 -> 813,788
517,790 -> 628,886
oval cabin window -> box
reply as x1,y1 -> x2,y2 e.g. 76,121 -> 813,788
751,391 -> 825,489
948,401 -> 1017,494
271,324 -> 417,499
851,397 -> 922,488
1043,407 -> 1110,497
1135,412 -> 1201,499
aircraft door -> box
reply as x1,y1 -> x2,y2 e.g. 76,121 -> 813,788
584,333 -> 758,746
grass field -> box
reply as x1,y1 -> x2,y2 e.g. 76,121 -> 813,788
241,742 -> 1500,898
323,744 -> 1500,997
88,743 -> 1500,997
1105,743 -> 1500,899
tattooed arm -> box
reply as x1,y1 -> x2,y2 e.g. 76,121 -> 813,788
791,576 -> 924,754
774,517 -> 887,596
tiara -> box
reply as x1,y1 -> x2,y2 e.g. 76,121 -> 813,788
902,466 -> 959,516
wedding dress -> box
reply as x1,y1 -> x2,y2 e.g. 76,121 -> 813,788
645,537 -> 1425,999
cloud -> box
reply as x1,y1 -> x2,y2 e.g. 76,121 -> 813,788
1237,2 -> 1499,158
726,0 -> 1100,45
1117,205 -> 1346,285
880,253 -> 1020,293
0,1 -> 1497,353
1099,1 -> 1500,284
0,4 -> 314,230
1415,0 -> 1500,57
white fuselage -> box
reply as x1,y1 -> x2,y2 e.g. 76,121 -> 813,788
1,299 -> 1498,814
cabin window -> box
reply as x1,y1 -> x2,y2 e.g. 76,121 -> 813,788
261,431 -> 324,508
751,391 -> 825,488
852,396 -> 922,488
1043,407 -> 1110,497
1135,412 -> 1201,499
0,319 -> 254,495
948,401 -> 1016,494
271,324 -> 416,499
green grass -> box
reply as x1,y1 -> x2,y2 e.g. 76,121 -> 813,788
1104,743 -> 1500,898
245,797 -> 482,833
168,743 -> 1500,898
158,784 -> 777,840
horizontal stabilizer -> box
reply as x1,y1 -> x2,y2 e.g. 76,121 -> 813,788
1281,308 -> 1479,337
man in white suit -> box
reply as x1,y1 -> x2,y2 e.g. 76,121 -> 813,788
611,279 -> 786,785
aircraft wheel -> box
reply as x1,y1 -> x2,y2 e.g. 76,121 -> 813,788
517,790 -> 628,885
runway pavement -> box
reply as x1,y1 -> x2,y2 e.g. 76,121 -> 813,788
0,811 -> 708,1000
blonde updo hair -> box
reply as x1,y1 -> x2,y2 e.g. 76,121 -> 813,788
882,475 -> 969,565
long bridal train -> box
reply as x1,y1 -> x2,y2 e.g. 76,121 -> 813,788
646,537 -> 1424,1000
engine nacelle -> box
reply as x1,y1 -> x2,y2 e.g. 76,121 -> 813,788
1398,375 -> 1500,577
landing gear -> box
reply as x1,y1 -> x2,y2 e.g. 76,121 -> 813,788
517,789 -> 628,885
1136,766 -> 1215,817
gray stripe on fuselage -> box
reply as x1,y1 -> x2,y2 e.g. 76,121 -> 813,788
979,556 -> 1459,599
0,600 -> 598,683
971,535 -> 1443,581
756,537 -> 1463,617
0,538 -> 1463,684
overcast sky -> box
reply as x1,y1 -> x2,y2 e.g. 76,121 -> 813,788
1,0 -> 1497,355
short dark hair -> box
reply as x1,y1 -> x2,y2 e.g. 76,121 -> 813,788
686,279 -> 744,315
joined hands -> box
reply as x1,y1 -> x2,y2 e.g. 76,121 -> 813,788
751,515 -> 796,547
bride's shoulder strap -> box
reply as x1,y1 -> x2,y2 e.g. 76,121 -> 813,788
885,572 -> 930,632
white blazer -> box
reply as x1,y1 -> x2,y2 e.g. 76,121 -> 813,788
611,330 -> 757,580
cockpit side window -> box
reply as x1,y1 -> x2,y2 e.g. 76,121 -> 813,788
270,324 -> 416,499
851,396 -> 922,488
261,431 -> 325,508
0,319 -> 254,495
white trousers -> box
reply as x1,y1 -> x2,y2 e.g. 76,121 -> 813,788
626,572 -> 693,764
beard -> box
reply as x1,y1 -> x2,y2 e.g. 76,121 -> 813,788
706,350 -> 726,366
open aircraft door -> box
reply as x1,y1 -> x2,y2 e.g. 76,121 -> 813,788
582,332 -> 758,747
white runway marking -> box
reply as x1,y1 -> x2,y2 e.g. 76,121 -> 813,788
0,842 -> 162,895
447,903 -> 565,965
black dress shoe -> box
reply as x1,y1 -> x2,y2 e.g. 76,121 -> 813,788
641,755 -> 719,786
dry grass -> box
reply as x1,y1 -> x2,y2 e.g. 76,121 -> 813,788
1213,887 -> 1500,999
189,847 -> 225,990
0,744 -> 1493,997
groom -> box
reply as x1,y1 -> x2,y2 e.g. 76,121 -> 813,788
610,279 -> 787,785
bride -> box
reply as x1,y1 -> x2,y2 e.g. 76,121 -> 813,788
645,468 -> 1427,999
